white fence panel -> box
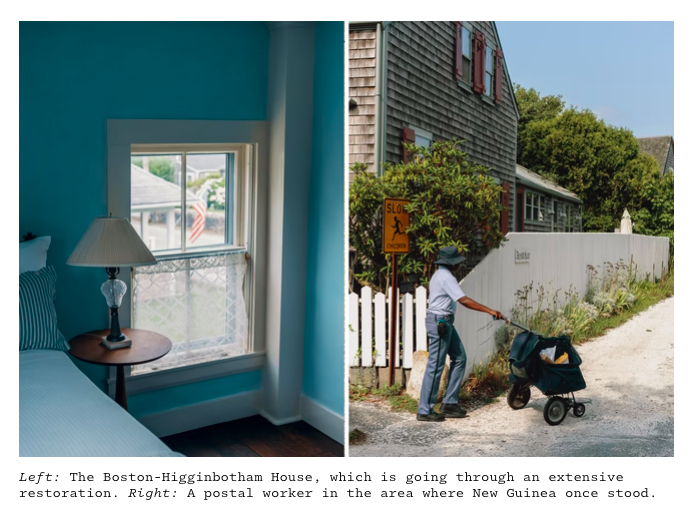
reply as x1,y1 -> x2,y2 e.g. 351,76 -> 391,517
374,292 -> 387,366
415,285 -> 427,351
360,286 -> 373,367
348,292 -> 359,366
402,293 -> 414,368
386,287 -> 400,368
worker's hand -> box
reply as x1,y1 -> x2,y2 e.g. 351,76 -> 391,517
490,310 -> 506,321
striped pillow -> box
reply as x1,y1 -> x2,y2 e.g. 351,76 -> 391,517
19,266 -> 70,351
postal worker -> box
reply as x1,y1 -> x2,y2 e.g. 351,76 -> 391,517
417,246 -> 505,422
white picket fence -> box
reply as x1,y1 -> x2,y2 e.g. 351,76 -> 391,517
348,286 -> 429,368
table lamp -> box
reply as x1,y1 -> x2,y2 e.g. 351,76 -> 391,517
67,217 -> 157,349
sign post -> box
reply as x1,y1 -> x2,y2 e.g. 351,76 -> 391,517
383,198 -> 410,386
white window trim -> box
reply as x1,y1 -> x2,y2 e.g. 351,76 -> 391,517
131,143 -> 249,253
106,119 -> 269,396
524,191 -> 545,222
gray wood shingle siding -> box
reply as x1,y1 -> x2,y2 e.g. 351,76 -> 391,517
383,22 -> 518,229
349,29 -> 378,178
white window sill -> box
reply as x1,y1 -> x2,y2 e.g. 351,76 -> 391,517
107,351 -> 266,396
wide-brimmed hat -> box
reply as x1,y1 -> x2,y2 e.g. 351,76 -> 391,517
434,246 -> 466,266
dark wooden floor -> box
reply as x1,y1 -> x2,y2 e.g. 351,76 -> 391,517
161,415 -> 344,457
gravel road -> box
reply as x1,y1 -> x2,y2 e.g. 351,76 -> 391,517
349,297 -> 674,457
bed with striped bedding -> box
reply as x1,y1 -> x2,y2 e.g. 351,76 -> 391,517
19,350 -> 182,457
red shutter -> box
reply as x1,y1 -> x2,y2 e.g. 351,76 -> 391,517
500,181 -> 510,234
494,48 -> 503,103
454,22 -> 463,81
472,30 -> 486,94
402,126 -> 416,163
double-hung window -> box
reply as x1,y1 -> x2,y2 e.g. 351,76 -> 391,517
455,22 -> 473,87
525,191 -> 544,222
484,44 -> 495,98
128,144 -> 254,376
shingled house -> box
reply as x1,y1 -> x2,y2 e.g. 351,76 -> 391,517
349,21 -> 519,233
515,164 -> 582,233
637,136 -> 674,175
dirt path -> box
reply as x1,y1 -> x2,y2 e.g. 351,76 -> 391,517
349,297 -> 674,457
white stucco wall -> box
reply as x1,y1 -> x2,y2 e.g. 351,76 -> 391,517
455,232 -> 670,376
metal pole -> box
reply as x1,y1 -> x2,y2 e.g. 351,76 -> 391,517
389,253 -> 398,386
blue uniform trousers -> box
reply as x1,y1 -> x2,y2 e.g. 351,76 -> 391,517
417,313 -> 467,415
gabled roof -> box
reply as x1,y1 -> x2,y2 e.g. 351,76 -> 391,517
516,164 -> 582,204
637,136 -> 673,174
131,165 -> 202,211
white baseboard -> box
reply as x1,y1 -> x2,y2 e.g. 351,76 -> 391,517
300,395 -> 345,445
259,409 -> 302,426
136,390 -> 262,438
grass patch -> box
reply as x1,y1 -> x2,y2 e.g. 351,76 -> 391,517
349,428 -> 367,445
349,383 -> 419,413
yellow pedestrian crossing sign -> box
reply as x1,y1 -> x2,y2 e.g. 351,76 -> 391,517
383,198 -> 410,254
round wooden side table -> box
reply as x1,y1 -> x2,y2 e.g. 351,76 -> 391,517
69,328 -> 172,411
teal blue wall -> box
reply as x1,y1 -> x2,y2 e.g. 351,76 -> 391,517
302,22 -> 345,415
20,22 -> 269,409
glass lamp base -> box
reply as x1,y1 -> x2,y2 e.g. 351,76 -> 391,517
101,335 -> 132,350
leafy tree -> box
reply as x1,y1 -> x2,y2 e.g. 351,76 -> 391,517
349,140 -> 506,292
148,157 -> 176,183
515,86 -> 565,163
515,84 -> 673,255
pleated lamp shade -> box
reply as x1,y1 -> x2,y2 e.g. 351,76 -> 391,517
67,217 -> 157,267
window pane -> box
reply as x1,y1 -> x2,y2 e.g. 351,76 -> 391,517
415,134 -> 432,148
486,49 -> 493,72
131,154 -> 182,252
186,153 -> 234,248
485,72 -> 492,96
462,28 -> 471,57
462,57 -> 472,83
131,251 -> 248,374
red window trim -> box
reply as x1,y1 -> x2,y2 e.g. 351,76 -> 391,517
402,126 -> 416,163
472,30 -> 486,94
494,48 -> 504,103
455,22 -> 464,82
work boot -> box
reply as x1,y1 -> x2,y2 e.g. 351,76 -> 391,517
442,404 -> 468,418
416,412 -> 445,422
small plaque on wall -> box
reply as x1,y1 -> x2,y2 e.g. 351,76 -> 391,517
515,248 -> 530,264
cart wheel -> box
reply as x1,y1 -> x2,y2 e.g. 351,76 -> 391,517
543,396 -> 568,426
573,403 -> 586,417
507,384 -> 531,410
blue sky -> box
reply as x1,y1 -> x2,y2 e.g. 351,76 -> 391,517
496,21 -> 674,138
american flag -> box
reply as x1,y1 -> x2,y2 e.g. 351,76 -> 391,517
190,201 -> 207,243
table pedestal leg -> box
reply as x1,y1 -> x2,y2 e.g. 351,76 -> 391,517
115,365 -> 128,411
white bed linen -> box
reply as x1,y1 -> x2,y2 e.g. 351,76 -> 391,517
19,350 -> 182,457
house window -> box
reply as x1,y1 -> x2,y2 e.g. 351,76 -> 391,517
455,22 -> 473,86
525,191 -> 544,221
403,125 -> 433,163
566,205 -> 573,233
129,144 -> 253,376
484,45 -> 495,98
412,126 -> 433,148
